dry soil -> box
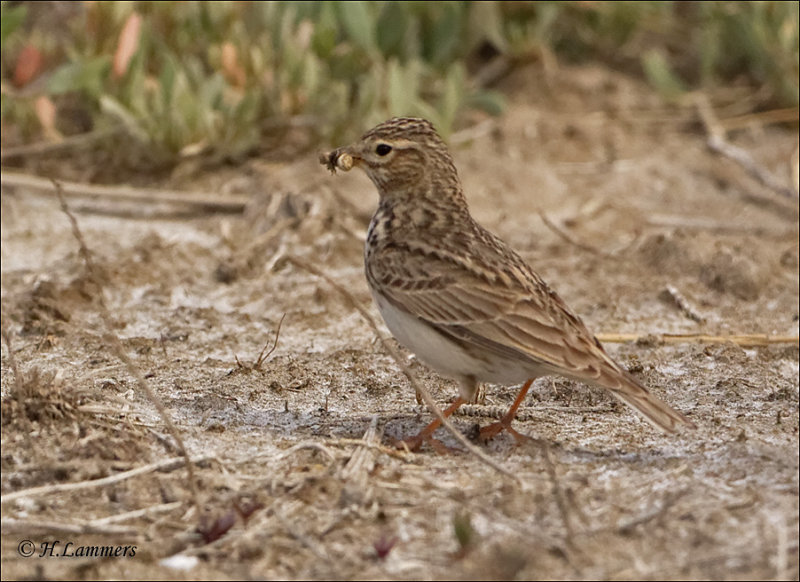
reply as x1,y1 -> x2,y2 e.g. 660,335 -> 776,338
2,64 -> 799,580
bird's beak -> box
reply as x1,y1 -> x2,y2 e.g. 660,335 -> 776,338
320,145 -> 361,174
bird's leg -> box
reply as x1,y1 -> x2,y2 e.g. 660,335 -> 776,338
395,397 -> 466,453
479,379 -> 534,444
470,383 -> 487,404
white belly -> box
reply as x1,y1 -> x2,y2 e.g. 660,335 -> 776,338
371,290 -> 536,386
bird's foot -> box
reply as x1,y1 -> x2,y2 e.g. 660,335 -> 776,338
392,433 -> 457,454
391,397 -> 465,454
478,379 -> 534,445
478,419 -> 529,445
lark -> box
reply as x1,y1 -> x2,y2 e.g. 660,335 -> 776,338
321,117 -> 695,449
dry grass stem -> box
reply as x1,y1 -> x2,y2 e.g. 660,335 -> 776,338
456,403 -> 613,420
1,518 -> 137,537
538,210 -> 612,257
616,490 -> 688,534
776,514 -> 789,581
660,285 -> 706,323
1,328 -> 25,396
273,441 -> 338,464
339,417 -> 382,507
595,332 -> 799,346
0,126 -> 123,160
235,313 -> 287,372
1,456 -> 205,504
89,502 -> 184,526
340,416 -> 381,482
274,505 -> 333,564
719,107 -> 799,132
696,95 -> 798,200
646,213 -> 799,236
527,439 -> 578,550
2,170 -> 247,213
254,313 -> 286,369
329,438 -> 413,461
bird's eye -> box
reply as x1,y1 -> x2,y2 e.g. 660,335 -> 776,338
375,144 -> 392,156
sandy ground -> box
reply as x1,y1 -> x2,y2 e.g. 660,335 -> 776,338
1,64 -> 798,580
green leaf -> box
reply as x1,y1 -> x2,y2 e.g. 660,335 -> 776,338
377,1 -> 409,57
641,49 -> 686,101
466,1 -> 506,54
1,3 -> 27,47
312,21 -> 338,58
47,57 -> 111,97
427,3 -> 463,66
387,58 -> 420,117
438,62 -> 465,133
336,1 -> 376,53
453,511 -> 476,550
159,54 -> 178,111
99,95 -> 148,142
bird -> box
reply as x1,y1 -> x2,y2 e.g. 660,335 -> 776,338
321,117 -> 695,450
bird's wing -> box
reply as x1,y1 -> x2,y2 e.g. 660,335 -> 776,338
368,237 -> 695,432
369,238 -> 611,382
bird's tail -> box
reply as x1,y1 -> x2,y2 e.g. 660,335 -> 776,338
604,369 -> 696,433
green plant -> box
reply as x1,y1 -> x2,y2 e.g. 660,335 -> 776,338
2,1 -> 507,162
2,1 -> 796,170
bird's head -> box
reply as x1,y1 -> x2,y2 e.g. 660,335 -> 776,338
321,117 -> 461,201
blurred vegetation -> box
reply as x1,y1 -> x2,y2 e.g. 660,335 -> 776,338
1,1 -> 797,169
